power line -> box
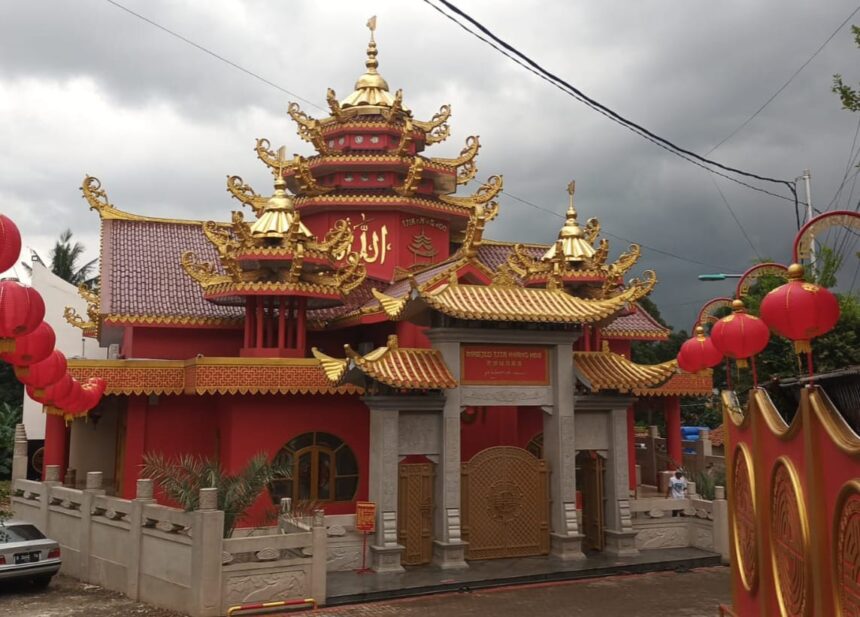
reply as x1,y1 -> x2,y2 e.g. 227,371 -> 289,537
103,0 -> 325,112
711,178 -> 763,261
422,0 -> 804,212
706,4 -> 860,155
501,191 -> 744,271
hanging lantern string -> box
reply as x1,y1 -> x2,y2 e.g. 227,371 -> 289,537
750,356 -> 759,389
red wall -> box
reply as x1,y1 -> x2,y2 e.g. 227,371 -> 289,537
460,406 -> 543,462
123,392 -> 369,527
125,326 -> 243,359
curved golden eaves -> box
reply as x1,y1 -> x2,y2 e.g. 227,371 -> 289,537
287,102 -> 328,155
80,176 -> 203,225
311,347 -> 349,384
413,103 -> 451,144
439,174 -> 503,208
372,287 -> 409,319
430,136 -> 480,185
225,176 -> 268,217
574,350 -> 678,393
393,157 -> 425,196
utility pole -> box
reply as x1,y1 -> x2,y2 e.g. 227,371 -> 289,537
802,169 -> 816,267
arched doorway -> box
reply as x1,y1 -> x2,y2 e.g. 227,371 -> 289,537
461,446 -> 549,560
577,450 -> 606,552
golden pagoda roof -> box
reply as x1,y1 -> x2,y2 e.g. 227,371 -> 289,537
632,370 -> 713,397
313,335 -> 456,389
574,349 -> 677,393
395,270 -> 656,324
64,284 -> 100,338
249,175 -> 313,240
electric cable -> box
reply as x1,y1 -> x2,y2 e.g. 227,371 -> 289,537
103,0 -> 325,112
710,178 -> 764,261
422,0 -> 803,212
706,4 -> 860,155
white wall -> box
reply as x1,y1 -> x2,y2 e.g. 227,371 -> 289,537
21,260 -> 106,440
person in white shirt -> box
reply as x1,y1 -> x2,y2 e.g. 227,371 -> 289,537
666,470 -> 688,517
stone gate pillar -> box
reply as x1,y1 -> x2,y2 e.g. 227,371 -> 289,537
544,342 -> 585,560
604,399 -> 639,556
364,396 -> 404,572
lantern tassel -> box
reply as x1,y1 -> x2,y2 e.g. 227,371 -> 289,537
0,338 -> 15,353
794,340 -> 812,354
736,357 -> 749,369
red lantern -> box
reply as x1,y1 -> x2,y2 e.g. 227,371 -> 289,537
16,350 -> 67,390
29,372 -> 74,407
760,263 -> 840,354
53,377 -> 83,411
710,299 -> 770,369
0,215 -> 22,274
0,281 -> 45,337
677,326 -> 723,373
3,322 -> 55,367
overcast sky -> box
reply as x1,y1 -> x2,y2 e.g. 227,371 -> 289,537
2,0 -> 859,329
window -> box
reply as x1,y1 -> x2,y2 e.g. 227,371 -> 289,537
269,432 -> 359,504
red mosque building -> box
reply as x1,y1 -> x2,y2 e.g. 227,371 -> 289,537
52,24 -> 711,570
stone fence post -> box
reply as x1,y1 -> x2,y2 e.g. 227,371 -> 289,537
39,465 -> 63,533
79,472 -> 105,580
12,423 -> 28,482
128,478 -> 155,601
712,485 -> 730,564
190,487 -> 224,617
311,509 -> 327,604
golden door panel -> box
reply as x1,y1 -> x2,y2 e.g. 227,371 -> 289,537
461,446 -> 549,560
398,462 -> 434,566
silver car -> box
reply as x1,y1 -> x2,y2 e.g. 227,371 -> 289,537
0,520 -> 61,587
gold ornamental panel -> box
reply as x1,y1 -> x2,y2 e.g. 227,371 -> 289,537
461,446 -> 549,560
770,458 -> 810,617
834,480 -> 860,615
732,443 -> 757,592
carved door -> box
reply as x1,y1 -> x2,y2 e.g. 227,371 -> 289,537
461,446 -> 549,560
398,462 -> 434,565
579,450 -> 606,552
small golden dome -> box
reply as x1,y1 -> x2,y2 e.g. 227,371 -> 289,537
250,176 -> 313,240
787,263 -> 804,279
541,180 -> 596,263
731,299 -> 746,311
340,17 -> 399,109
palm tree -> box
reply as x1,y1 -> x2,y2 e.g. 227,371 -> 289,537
140,452 -> 290,538
49,229 -> 98,286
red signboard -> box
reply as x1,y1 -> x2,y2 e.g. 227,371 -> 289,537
301,212 -> 449,281
355,501 -> 376,533
460,345 -> 550,386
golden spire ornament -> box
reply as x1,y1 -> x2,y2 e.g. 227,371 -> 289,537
340,16 -> 397,109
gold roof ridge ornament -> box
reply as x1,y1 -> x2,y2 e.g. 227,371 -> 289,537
248,147 -> 314,241
340,16 -> 400,110
542,180 -> 597,263
64,283 -> 100,338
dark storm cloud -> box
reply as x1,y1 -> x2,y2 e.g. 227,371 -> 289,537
1,0 -> 858,328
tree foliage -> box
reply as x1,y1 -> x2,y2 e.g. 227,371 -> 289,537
140,452 -> 290,538
833,26 -> 860,113
0,403 -> 22,480
49,229 -> 98,287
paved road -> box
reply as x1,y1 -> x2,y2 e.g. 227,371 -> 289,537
321,567 -> 731,617
0,566 -> 730,616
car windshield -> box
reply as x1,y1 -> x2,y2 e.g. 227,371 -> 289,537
0,524 -> 46,542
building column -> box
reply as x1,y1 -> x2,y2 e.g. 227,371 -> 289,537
665,396 -> 682,470
365,397 -> 404,572
604,404 -> 638,556
545,343 -> 585,560
122,397 -> 148,499
627,405 -> 637,493
43,413 -> 67,481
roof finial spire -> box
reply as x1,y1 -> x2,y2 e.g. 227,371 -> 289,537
365,16 -> 379,73
566,179 -> 577,221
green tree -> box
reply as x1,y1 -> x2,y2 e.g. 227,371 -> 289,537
49,229 -> 98,286
0,403 -> 22,480
833,25 -> 860,112
140,453 -> 289,538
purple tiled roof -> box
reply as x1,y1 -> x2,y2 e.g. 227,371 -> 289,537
475,242 -> 546,271
100,219 -> 242,319
602,303 -> 670,339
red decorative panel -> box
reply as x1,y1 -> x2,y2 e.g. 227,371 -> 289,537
460,345 -> 549,386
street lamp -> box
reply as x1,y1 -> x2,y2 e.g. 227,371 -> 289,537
697,273 -> 742,281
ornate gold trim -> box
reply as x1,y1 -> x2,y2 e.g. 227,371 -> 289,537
431,136 -> 480,185
832,479 -> 860,615
753,388 -> 802,441
310,347 -> 349,383
732,442 -> 758,593
413,103 -> 452,144
808,388 -> 860,455
102,313 -> 243,328
769,456 -> 811,617
287,102 -> 329,154
81,176 -> 203,225
393,157 -> 425,197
